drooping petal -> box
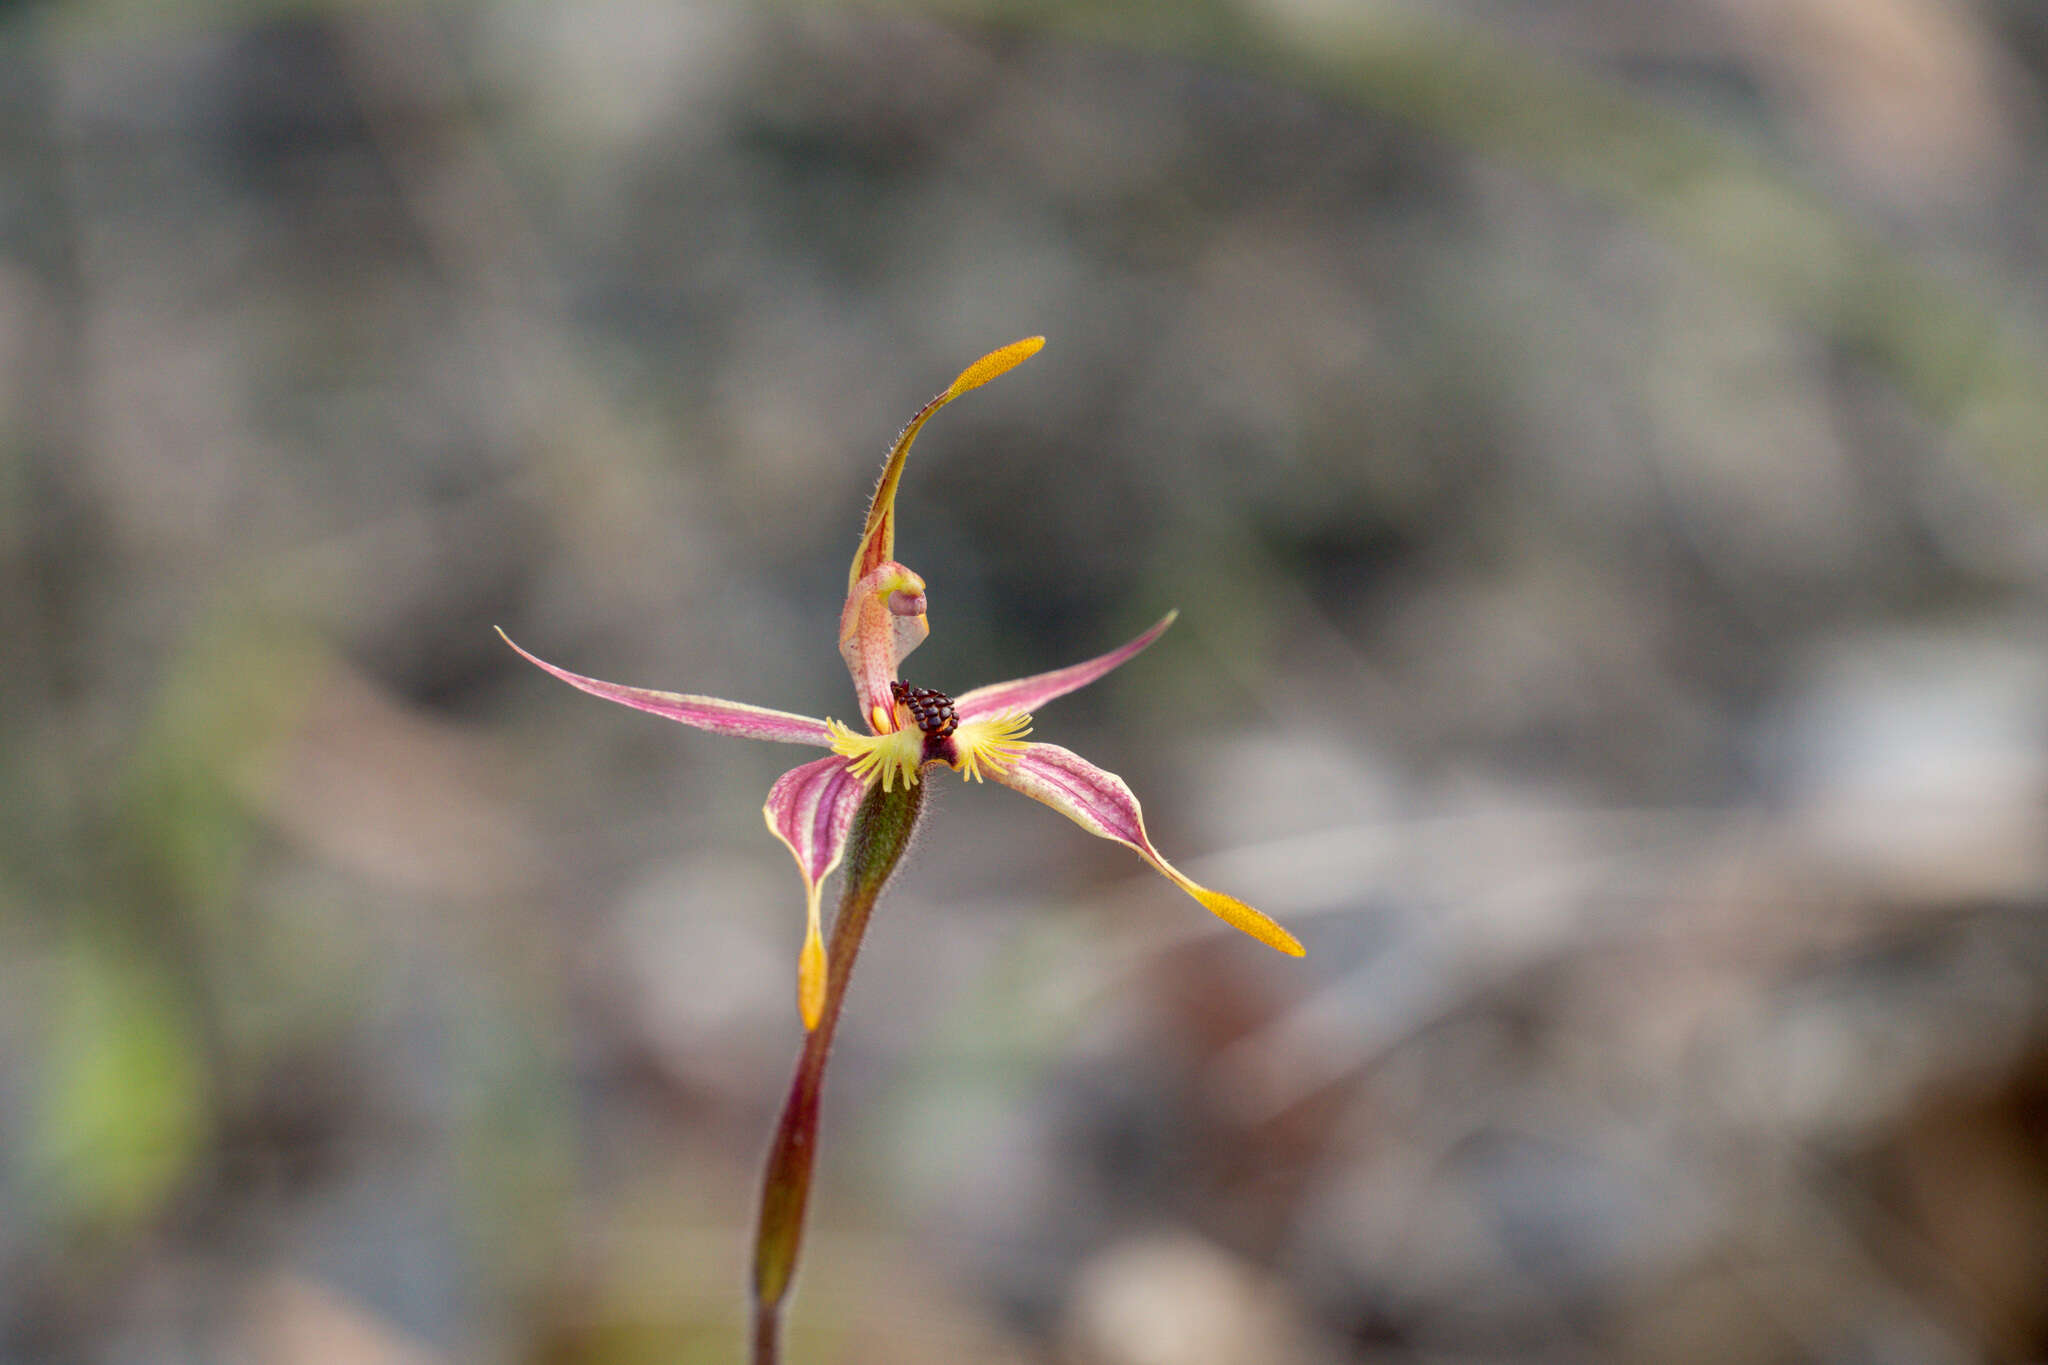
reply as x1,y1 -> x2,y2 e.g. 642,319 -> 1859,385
838,560 -> 929,730
848,337 -> 1044,590
953,611 -> 1177,723
764,754 -> 871,1029
498,629 -> 834,746
988,743 -> 1304,957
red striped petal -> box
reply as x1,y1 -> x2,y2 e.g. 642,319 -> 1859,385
953,612 -> 1177,723
499,630 -> 833,747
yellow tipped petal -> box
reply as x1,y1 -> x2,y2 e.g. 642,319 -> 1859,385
799,903 -> 828,1030
850,338 -> 1046,588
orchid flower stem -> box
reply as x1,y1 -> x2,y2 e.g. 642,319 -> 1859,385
750,779 -> 925,1365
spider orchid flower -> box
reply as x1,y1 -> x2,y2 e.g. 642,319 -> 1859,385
499,338 -> 1301,1029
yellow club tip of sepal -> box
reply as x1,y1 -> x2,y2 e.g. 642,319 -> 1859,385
799,919 -> 828,1030
947,336 -> 1045,398
1188,883 -> 1305,957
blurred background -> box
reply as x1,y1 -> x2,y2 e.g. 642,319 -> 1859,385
7,0 -> 2048,1361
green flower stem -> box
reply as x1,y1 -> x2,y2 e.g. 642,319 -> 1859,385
751,779 -> 925,1365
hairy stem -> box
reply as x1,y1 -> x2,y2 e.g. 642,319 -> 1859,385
750,780 -> 925,1363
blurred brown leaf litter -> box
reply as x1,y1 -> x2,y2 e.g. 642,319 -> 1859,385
6,0 -> 2048,1361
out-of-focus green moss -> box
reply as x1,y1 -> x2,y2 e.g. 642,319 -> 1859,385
31,935 -> 209,1235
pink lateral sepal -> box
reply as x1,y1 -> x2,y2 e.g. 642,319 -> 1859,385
988,743 -> 1304,957
764,754 -> 872,1028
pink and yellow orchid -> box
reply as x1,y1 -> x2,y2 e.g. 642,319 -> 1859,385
499,337 -> 1301,1030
